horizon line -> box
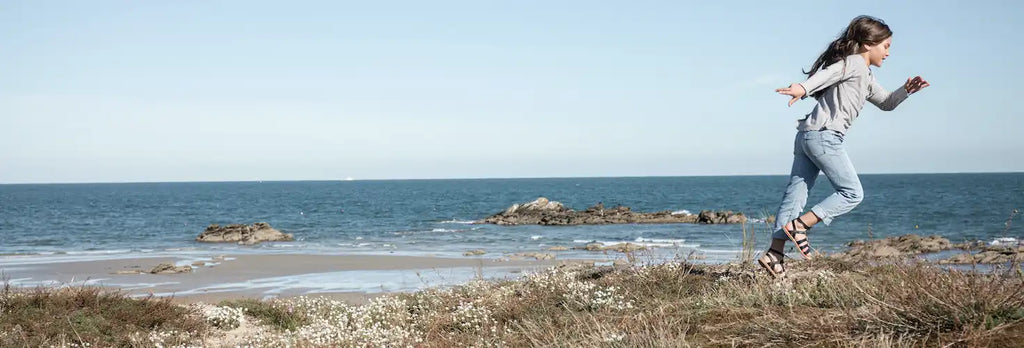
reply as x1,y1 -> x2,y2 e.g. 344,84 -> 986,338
1,170 -> 1021,185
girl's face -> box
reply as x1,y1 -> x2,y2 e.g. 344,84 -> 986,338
863,37 -> 892,67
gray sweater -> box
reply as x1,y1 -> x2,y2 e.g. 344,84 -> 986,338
797,54 -> 909,134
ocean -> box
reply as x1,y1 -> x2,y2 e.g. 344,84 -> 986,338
2,173 -> 1022,264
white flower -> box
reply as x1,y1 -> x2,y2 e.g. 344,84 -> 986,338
602,332 -> 627,342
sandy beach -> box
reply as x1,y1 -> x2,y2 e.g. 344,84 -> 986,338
0,253 -> 595,304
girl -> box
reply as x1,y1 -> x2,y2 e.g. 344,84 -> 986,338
758,15 -> 930,278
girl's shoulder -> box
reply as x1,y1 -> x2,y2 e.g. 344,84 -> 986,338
841,54 -> 871,78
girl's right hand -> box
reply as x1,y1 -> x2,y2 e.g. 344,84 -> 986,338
776,83 -> 807,107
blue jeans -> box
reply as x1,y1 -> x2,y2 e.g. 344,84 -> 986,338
772,130 -> 864,240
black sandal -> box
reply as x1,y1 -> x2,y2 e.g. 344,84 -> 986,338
782,217 -> 813,259
757,248 -> 786,278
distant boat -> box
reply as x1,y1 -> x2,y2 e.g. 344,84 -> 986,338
344,177 -> 355,181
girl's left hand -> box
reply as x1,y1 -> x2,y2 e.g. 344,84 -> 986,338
904,76 -> 930,94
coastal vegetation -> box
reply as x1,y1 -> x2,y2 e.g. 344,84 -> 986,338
3,251 -> 1023,347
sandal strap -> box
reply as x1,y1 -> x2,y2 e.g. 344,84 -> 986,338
795,238 -> 811,253
794,216 -> 812,230
761,252 -> 785,275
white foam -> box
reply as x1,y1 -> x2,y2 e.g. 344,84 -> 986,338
64,249 -> 133,255
430,228 -> 460,233
103,281 -> 182,291
671,210 -> 692,215
634,237 -> 687,244
991,237 -> 1020,246
0,252 -> 167,266
530,235 -> 543,240
439,219 -> 476,224
8,277 -> 110,288
573,239 -> 698,249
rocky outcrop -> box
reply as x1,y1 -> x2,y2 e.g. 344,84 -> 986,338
833,234 -> 956,260
149,263 -> 194,274
572,242 -> 647,253
196,222 -> 293,245
939,246 -> 1024,264
829,234 -> 1024,264
478,198 -> 746,226
506,252 -> 555,261
697,210 -> 748,224
114,263 -> 193,275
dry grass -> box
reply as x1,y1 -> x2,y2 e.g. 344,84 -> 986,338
0,283 -> 208,347
219,298 -> 309,332
3,258 -> 1023,347
212,258 -> 1024,347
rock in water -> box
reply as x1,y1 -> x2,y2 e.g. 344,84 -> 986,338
196,222 -> 294,245
697,210 -> 747,224
149,263 -> 193,274
834,234 -> 959,260
509,252 -> 555,260
939,246 -> 1024,264
478,197 -> 745,226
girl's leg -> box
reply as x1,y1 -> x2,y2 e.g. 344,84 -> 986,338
802,131 -> 864,226
769,132 -> 821,250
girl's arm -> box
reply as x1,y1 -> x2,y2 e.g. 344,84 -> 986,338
797,59 -> 849,99
776,58 -> 853,106
868,75 -> 929,111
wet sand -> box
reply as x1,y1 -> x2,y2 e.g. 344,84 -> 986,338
1,253 -> 594,304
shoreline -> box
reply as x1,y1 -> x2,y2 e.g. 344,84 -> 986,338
3,234 -> 1020,305
0,253 -> 601,304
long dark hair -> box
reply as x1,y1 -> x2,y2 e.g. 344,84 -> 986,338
804,15 -> 892,98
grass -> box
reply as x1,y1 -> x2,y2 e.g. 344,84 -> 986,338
4,257 -> 1024,347
0,283 -> 208,347
219,298 -> 309,332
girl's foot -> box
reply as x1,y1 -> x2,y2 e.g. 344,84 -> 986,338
757,248 -> 786,278
782,217 -> 813,259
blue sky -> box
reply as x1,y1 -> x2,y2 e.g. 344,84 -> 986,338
1,1 -> 1021,183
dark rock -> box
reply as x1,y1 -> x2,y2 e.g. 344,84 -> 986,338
698,210 -> 746,224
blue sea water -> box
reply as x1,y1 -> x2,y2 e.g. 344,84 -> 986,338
1,174 -> 1022,263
